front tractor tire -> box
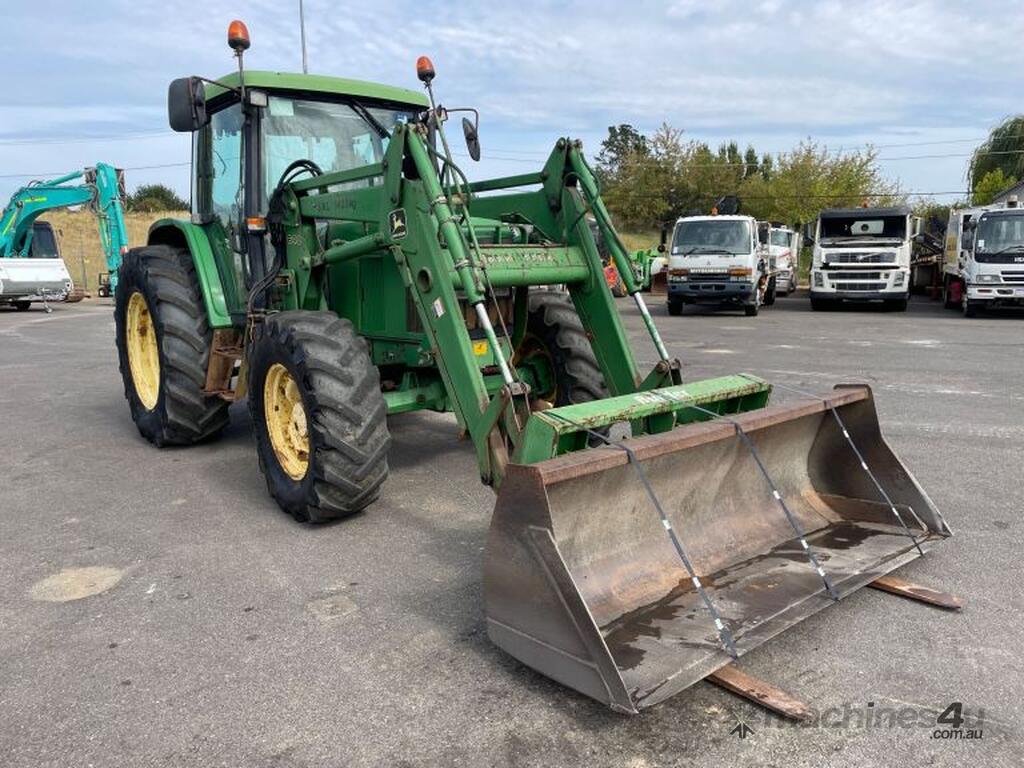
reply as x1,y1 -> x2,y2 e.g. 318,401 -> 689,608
115,245 -> 230,447
515,292 -> 609,410
248,312 -> 390,523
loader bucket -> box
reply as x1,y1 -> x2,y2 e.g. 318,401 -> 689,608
484,384 -> 949,713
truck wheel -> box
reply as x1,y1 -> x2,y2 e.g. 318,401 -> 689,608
667,298 -> 684,316
962,296 -> 980,318
888,297 -> 909,312
515,292 -> 608,410
249,311 -> 390,523
13,301 -> 31,311
810,297 -> 831,312
115,245 -> 230,447
764,277 -> 777,306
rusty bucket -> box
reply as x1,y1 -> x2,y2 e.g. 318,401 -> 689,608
483,385 -> 949,713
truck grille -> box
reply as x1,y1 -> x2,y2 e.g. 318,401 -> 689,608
829,252 -> 895,264
1001,270 -> 1024,284
687,273 -> 730,282
834,282 -> 887,291
826,271 -> 882,281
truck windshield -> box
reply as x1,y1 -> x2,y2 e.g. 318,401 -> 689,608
975,213 -> 1024,259
820,215 -> 906,241
769,230 -> 791,247
261,96 -> 417,202
672,220 -> 751,255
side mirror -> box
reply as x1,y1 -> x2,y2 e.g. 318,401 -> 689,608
462,117 -> 481,161
802,222 -> 815,247
168,77 -> 208,132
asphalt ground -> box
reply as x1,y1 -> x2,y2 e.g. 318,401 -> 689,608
1,293 -> 1021,767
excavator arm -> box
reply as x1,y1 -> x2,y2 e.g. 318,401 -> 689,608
0,163 -> 129,290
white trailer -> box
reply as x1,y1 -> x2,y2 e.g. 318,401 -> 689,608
942,199 -> 1024,317
0,222 -> 73,311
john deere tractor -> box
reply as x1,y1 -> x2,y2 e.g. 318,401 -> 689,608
114,21 -> 949,713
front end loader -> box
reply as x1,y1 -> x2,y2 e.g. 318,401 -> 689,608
114,22 -> 950,714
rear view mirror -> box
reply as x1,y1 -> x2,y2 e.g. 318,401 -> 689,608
462,117 -> 481,161
168,77 -> 209,132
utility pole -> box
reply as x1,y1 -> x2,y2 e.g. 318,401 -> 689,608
299,0 -> 309,74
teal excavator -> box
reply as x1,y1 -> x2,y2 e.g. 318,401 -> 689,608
0,163 -> 129,308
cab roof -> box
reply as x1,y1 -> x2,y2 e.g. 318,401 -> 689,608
675,214 -> 754,223
204,70 -> 429,108
819,206 -> 911,219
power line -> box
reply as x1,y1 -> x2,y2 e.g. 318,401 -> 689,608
0,162 -> 190,180
0,130 -> 176,146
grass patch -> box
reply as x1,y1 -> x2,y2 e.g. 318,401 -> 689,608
619,230 -> 660,252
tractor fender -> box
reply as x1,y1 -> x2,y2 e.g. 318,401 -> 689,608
147,218 -> 233,328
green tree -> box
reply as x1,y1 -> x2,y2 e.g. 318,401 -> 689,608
594,125 -> 649,186
969,116 -> 1024,191
972,168 -> 1017,205
129,183 -> 188,212
743,146 -> 759,179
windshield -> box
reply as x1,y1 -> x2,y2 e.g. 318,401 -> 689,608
29,224 -> 59,258
975,213 -> 1024,257
769,230 -> 791,248
672,220 -> 751,255
261,96 -> 416,202
820,215 -> 906,242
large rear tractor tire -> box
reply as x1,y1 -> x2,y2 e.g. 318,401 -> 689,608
248,312 -> 390,523
115,245 -> 230,446
515,292 -> 609,411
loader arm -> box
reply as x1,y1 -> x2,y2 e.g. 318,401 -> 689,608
268,124 -> 770,487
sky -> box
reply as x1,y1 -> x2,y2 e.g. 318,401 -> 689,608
2,0 -> 1022,206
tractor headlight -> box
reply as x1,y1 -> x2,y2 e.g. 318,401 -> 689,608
975,273 -> 1002,284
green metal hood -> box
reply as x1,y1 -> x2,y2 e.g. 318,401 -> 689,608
205,70 -> 428,108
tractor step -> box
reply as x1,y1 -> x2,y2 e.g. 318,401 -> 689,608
203,329 -> 243,401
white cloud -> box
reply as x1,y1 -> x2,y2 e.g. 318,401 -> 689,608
1,0 -> 1022,201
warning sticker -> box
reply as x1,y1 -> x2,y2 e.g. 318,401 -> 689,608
472,340 -> 489,356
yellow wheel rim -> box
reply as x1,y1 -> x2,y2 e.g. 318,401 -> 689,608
126,291 -> 160,410
264,363 -> 309,481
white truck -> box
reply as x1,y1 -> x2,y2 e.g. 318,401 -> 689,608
759,222 -> 800,295
665,214 -> 770,316
0,221 -> 73,311
808,206 -> 920,312
941,199 -> 1024,317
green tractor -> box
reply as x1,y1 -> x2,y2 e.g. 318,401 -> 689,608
114,21 -> 949,713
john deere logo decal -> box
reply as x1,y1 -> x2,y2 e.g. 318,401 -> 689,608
389,208 -> 407,240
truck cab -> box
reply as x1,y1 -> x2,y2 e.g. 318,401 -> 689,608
760,222 -> 799,295
943,201 -> 1024,317
665,214 -> 767,316
809,206 -> 919,311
